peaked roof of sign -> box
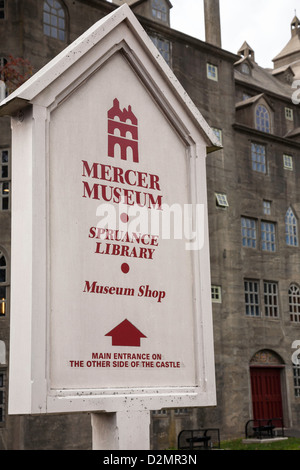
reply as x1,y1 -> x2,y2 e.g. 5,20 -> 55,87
0,3 -> 220,152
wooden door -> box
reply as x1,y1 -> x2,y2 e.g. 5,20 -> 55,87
250,367 -> 283,424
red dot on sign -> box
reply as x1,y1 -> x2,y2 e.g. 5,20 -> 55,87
120,213 -> 129,223
121,263 -> 130,274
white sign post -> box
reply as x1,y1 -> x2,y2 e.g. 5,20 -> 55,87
0,5 -> 220,450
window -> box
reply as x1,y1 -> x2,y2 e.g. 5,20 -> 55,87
212,127 -> 222,145
0,251 -> 7,316
241,63 -> 250,75
289,284 -> 300,323
0,149 -> 10,211
285,107 -> 293,121
264,281 -> 279,317
241,217 -> 257,248
150,36 -> 170,65
152,409 -> 167,416
283,154 -> 293,170
0,0 -> 5,19
244,279 -> 280,318
244,280 -> 260,317
174,408 -> 188,414
263,200 -> 271,215
293,364 -> 300,397
0,371 -> 5,422
261,221 -> 276,252
251,143 -> 266,173
211,285 -> 222,303
43,0 -> 66,41
207,63 -> 218,81
215,193 -> 228,208
243,93 -> 252,101
151,0 -> 167,22
285,207 -> 298,246
255,105 -> 271,133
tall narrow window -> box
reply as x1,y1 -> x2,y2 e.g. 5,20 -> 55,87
43,0 -> 66,41
255,104 -> 270,133
0,149 -> 10,211
293,364 -> 300,397
264,281 -> 279,317
261,221 -> 276,252
289,284 -> 300,323
241,217 -> 257,248
244,280 -> 260,317
0,251 -> 7,316
251,143 -> 266,173
285,207 -> 298,247
283,154 -> 293,170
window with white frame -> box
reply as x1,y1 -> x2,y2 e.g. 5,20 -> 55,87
215,193 -> 228,208
285,207 -> 298,247
43,0 -> 66,41
211,285 -> 222,303
283,154 -> 293,170
0,149 -> 10,211
151,0 -> 168,22
285,107 -> 293,121
244,280 -> 260,317
293,364 -> 300,397
207,63 -> 218,81
264,281 -> 279,317
255,104 -> 271,133
289,284 -> 300,323
0,371 -> 5,422
241,217 -> 257,248
251,143 -> 266,173
212,127 -> 222,145
261,221 -> 276,252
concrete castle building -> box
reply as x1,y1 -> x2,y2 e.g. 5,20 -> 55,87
0,0 -> 300,449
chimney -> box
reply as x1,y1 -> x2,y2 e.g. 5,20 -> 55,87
204,0 -> 222,48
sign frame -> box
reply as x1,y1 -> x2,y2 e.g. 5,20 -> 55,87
1,4 -> 220,416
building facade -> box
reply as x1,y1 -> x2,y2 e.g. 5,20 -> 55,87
0,0 -> 300,450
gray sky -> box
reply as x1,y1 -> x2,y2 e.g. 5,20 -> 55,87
170,0 -> 298,68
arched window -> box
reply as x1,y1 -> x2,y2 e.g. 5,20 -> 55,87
289,284 -> 300,322
255,104 -> 271,133
285,207 -> 298,246
0,250 -> 7,316
43,0 -> 66,41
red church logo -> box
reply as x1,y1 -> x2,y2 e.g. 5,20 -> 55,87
108,98 -> 139,163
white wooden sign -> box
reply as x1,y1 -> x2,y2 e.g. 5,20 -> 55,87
0,4 -> 219,415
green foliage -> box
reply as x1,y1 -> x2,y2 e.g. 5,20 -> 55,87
220,437 -> 300,450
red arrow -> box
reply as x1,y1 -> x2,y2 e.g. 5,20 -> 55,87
105,319 -> 147,347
